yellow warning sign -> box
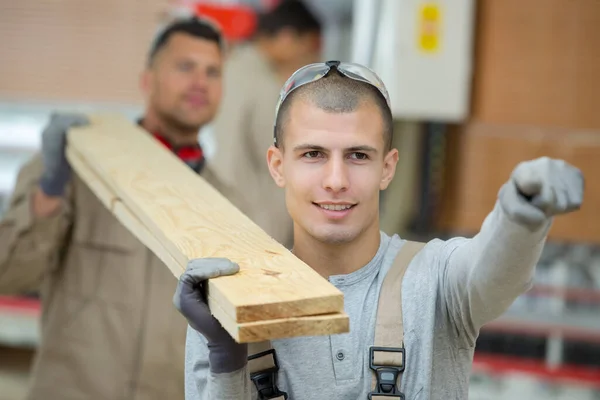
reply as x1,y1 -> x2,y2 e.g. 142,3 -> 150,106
418,3 -> 442,53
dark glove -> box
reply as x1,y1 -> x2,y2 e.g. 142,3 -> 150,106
39,112 -> 89,196
499,157 -> 584,230
173,257 -> 248,373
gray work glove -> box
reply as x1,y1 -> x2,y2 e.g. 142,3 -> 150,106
39,112 -> 90,196
499,157 -> 584,230
173,258 -> 248,374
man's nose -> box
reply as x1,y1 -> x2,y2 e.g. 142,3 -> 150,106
191,70 -> 209,88
323,156 -> 349,193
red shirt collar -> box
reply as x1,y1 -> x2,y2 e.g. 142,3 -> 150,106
138,119 -> 206,174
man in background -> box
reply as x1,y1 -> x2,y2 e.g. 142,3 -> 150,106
0,17 -> 252,400
209,0 -> 323,248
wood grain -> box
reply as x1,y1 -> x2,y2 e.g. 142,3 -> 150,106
66,146 -> 349,342
65,114 -> 346,328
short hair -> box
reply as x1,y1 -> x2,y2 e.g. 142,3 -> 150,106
274,71 -> 394,151
147,17 -> 223,66
256,0 -> 322,37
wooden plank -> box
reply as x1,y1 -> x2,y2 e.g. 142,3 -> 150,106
231,313 -> 349,343
66,144 -> 349,342
65,113 -> 347,329
65,146 -> 181,278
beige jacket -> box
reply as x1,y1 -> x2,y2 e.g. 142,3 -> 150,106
0,150 -> 248,400
210,44 -> 294,249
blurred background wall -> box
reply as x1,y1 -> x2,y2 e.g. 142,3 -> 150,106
0,1 -> 599,399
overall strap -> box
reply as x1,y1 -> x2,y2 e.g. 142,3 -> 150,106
247,340 -> 287,399
369,240 -> 425,400
246,240 -> 425,400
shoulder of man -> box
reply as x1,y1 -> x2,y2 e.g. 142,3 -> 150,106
388,234 -> 463,269
224,44 -> 278,86
226,44 -> 268,69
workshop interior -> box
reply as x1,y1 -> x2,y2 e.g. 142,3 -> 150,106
0,0 -> 599,399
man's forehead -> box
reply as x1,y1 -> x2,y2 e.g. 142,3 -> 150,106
286,125 -> 385,153
289,97 -> 381,119
292,142 -> 379,153
287,100 -> 383,132
276,90 -> 390,152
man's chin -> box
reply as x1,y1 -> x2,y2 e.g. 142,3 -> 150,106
163,110 -> 211,132
176,118 -> 206,132
310,228 -> 358,245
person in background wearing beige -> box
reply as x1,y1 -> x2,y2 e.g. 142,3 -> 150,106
0,17 -> 254,400
209,0 -> 322,249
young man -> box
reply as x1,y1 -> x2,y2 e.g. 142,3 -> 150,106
173,61 -> 585,399
209,0 -> 322,248
0,17 -> 254,400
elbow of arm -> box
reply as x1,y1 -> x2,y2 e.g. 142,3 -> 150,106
0,219 -> 63,295
465,271 -> 535,334
0,255 -> 46,295
445,240 -> 538,343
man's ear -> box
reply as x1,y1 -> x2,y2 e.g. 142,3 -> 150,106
267,145 -> 286,188
380,148 -> 399,190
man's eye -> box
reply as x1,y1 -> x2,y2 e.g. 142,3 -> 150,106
303,151 -> 321,159
207,67 -> 221,78
350,152 -> 368,160
177,62 -> 193,72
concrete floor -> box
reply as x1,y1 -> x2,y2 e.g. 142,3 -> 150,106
0,345 -> 34,400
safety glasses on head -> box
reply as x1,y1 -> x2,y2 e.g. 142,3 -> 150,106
273,60 -> 391,146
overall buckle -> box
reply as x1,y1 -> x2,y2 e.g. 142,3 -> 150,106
248,349 -> 288,400
368,346 -> 405,400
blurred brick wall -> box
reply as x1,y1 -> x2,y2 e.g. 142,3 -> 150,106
438,0 -> 600,244
0,0 -> 168,104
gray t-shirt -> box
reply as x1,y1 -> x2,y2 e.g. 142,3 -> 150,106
184,202 -> 550,399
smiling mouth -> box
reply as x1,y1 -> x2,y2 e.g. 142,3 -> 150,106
186,98 -> 207,106
315,203 -> 356,211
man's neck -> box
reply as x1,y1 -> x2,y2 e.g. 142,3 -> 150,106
140,112 -> 199,147
292,225 -> 382,279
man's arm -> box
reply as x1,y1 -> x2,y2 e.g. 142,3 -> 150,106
0,113 -> 87,294
174,258 -> 254,400
440,157 -> 584,345
184,325 -> 253,399
0,156 -> 72,294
